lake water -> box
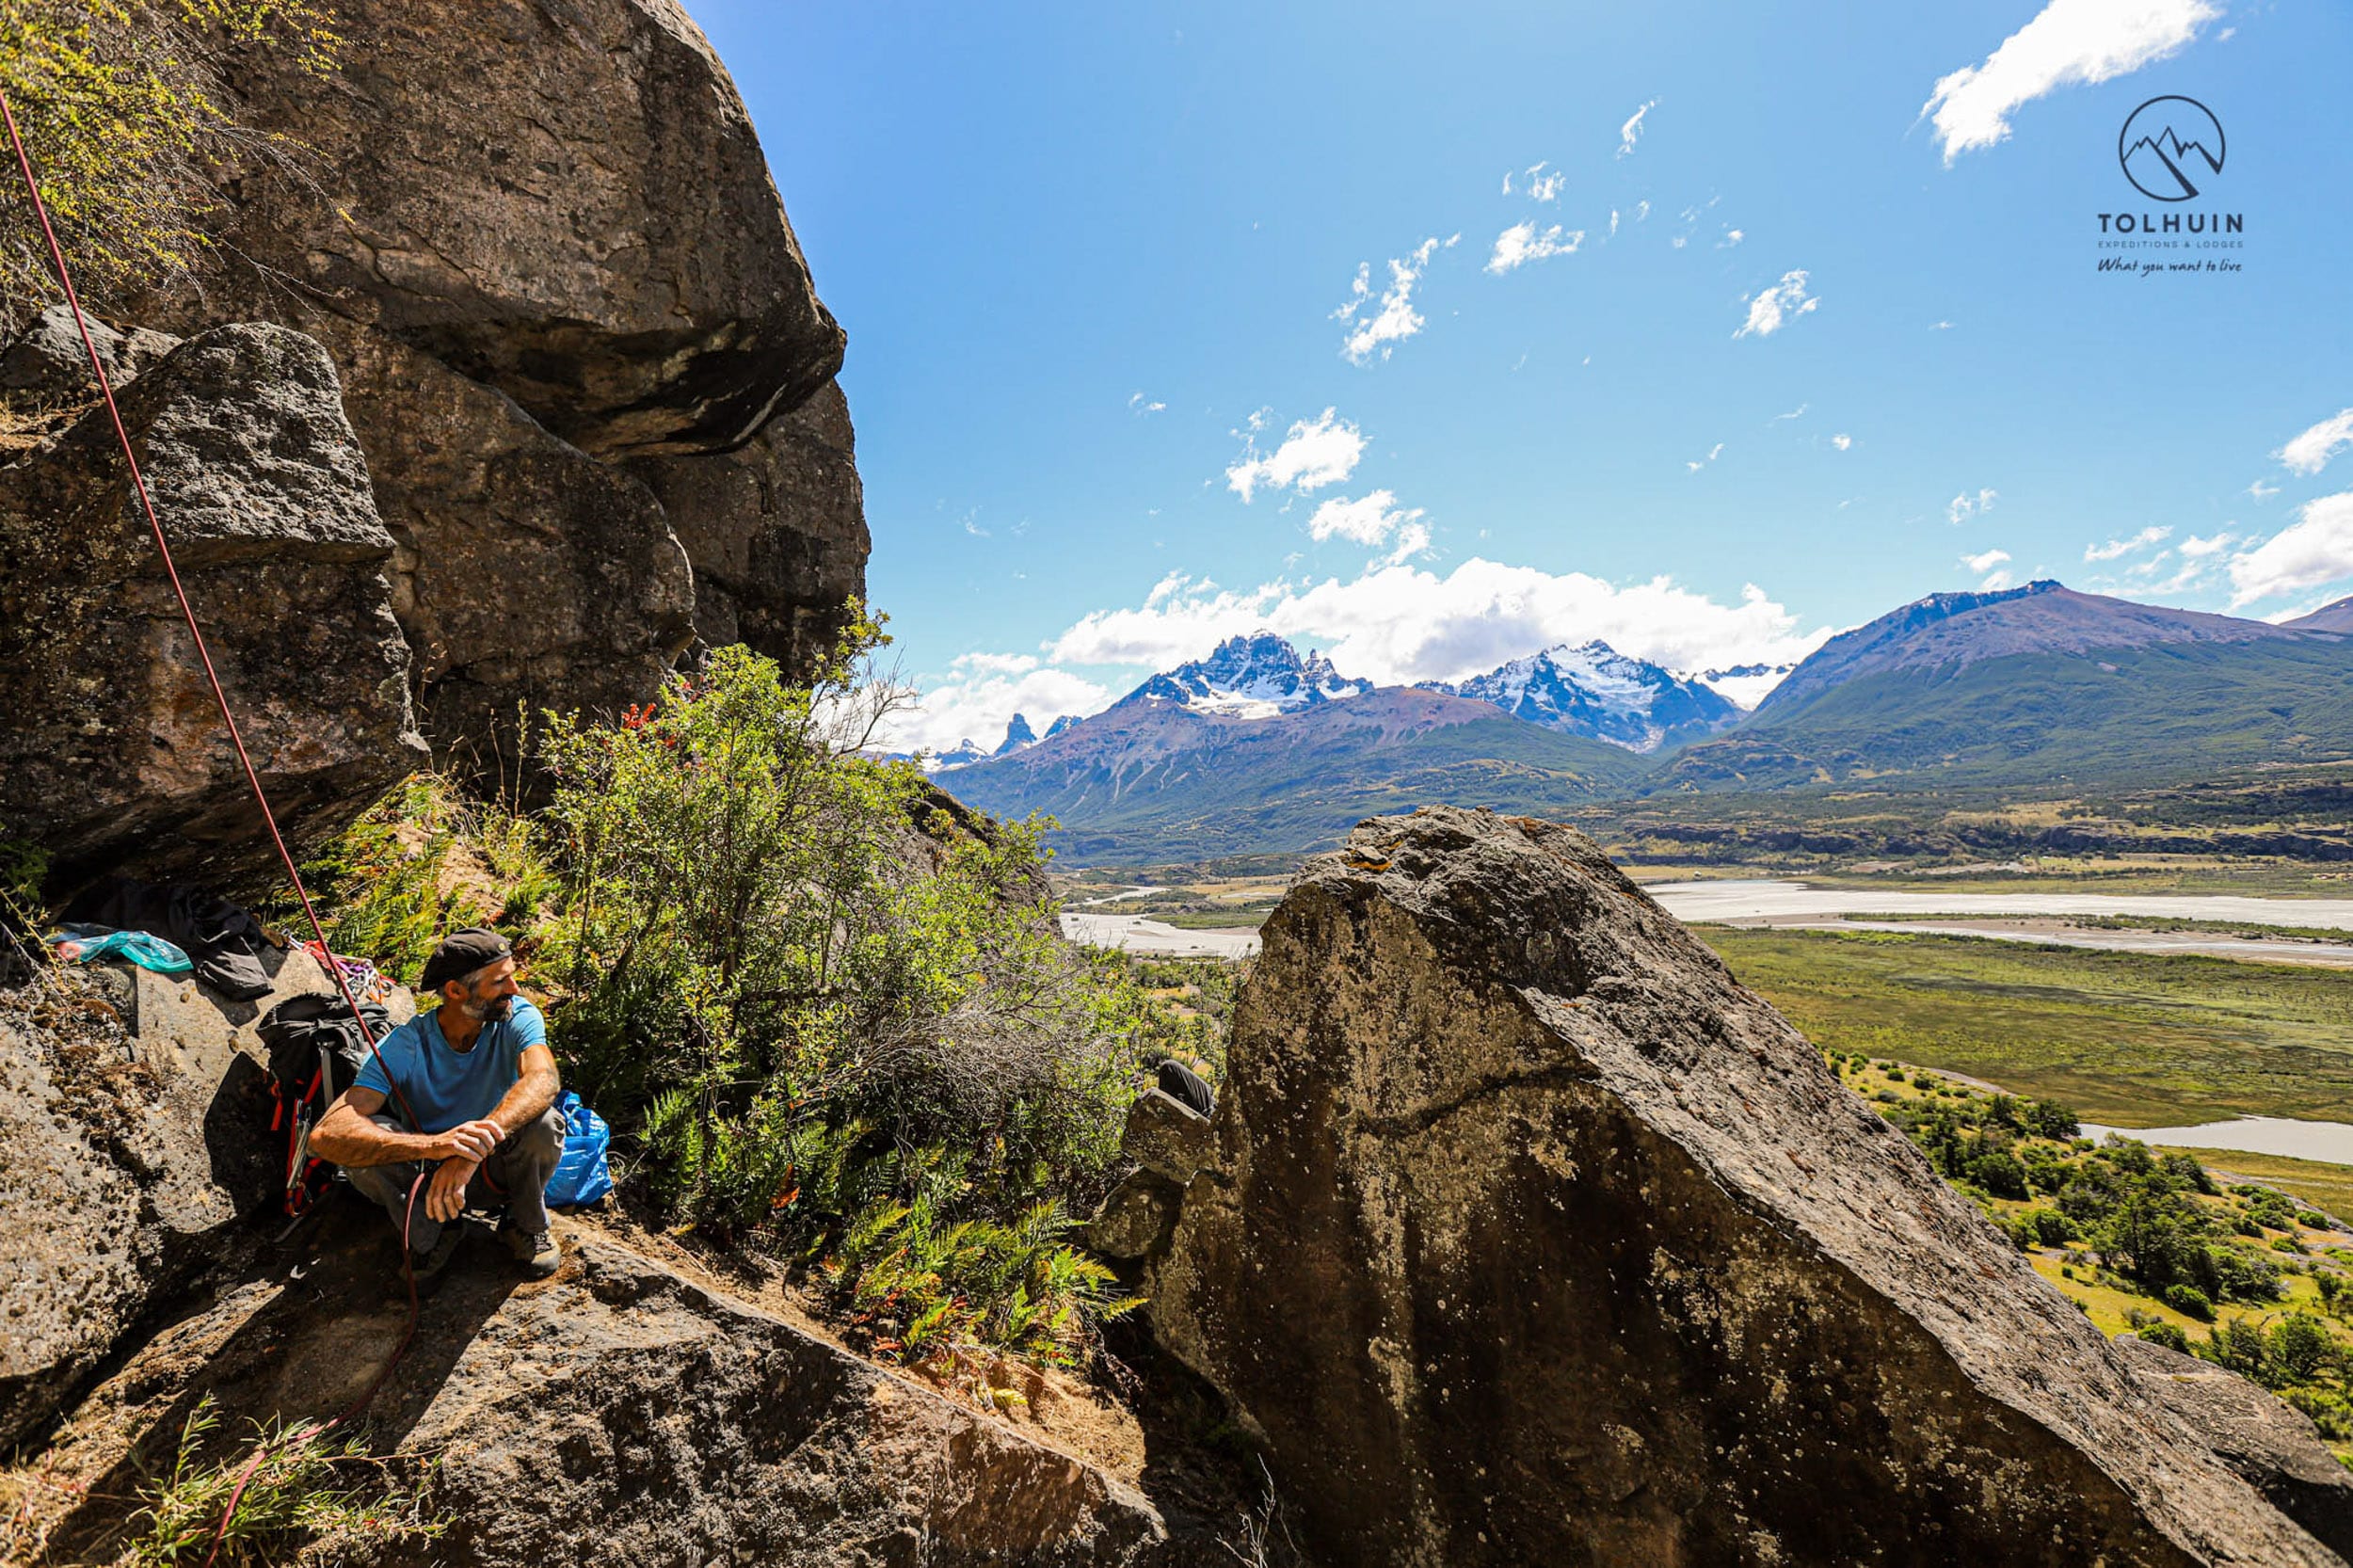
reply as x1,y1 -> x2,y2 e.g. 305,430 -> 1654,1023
1058,912 -> 1261,959
1644,878 -> 2353,931
1065,878 -> 2353,967
2081,1116 -> 2353,1166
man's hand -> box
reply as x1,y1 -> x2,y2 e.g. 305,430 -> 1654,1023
432,1119 -> 504,1165
426,1156 -> 477,1224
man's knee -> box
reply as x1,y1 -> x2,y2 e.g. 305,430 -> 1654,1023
502,1106 -> 565,1175
519,1106 -> 564,1155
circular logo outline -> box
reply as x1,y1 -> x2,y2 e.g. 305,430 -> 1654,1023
2118,95 -> 2225,203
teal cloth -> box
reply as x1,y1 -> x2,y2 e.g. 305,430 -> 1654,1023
352,998 -> 546,1134
49,925 -> 193,975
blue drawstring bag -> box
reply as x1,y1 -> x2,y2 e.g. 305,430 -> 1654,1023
545,1090 -> 614,1209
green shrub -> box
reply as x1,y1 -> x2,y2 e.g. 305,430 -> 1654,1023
523,623 -> 1170,1364
2138,1320 -> 2192,1354
2163,1284 -> 2215,1320
2288,1386 -> 2353,1440
825,1152 -> 1139,1371
2025,1208 -> 2075,1247
1965,1148 -> 2030,1201
2271,1314 -> 2337,1384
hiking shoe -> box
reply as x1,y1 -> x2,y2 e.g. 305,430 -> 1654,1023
407,1222 -> 465,1281
501,1221 -> 561,1278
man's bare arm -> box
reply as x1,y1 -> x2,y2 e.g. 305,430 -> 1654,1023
310,1086 -> 499,1168
481,1044 -> 561,1142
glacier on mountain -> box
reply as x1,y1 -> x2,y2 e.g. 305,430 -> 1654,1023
1435,640 -> 1741,753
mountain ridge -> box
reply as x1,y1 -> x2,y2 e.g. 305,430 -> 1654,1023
937,584 -> 2353,860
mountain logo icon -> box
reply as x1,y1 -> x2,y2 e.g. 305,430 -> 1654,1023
2118,96 -> 2225,202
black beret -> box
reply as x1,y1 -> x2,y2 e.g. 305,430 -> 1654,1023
420,927 -> 512,992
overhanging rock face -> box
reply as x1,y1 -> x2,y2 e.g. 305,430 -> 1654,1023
1148,806 -> 2338,1568
126,0 -> 869,762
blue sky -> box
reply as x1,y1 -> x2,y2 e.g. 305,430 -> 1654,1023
688,0 -> 2353,751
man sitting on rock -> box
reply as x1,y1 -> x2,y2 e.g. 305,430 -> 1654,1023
311,928 -> 564,1279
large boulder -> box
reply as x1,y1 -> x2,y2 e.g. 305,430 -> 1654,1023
2117,1334 -> 2353,1558
18,1216 -> 1174,1566
632,377 -> 872,672
1148,806 -> 2338,1567
123,0 -> 868,762
0,321 -> 426,889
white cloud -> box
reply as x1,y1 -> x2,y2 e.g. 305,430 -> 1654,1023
1607,209 -> 1621,238
2083,524 -> 2171,562
1225,408 -> 1366,500
2230,491 -> 2353,605
1831,433 -> 1853,451
1734,270 -> 1819,338
1128,392 -> 1166,414
953,651 -> 1040,677
2248,479 -> 2281,501
1617,99 -> 1657,158
1719,228 -> 1746,248
1306,488 -> 1427,551
1486,221 -> 1584,274
1686,441 -> 1725,473
892,661 -> 1116,757
1930,319 -> 1956,330
1947,488 -> 1998,525
1771,404 -> 1808,423
1922,0 -> 2220,163
2278,409 -> 2353,477
1335,236 -> 1452,364
1523,161 -> 1566,202
1048,560 -> 1828,694
1380,520 -> 1433,567
2179,530 -> 2235,559
1961,548 -> 2014,588
1634,200 -> 1650,222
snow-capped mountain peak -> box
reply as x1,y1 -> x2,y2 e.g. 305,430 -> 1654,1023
1435,639 -> 1740,754
926,712 -> 1080,773
1122,630 -> 1374,719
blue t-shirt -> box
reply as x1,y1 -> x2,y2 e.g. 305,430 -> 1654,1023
353,998 -> 545,1134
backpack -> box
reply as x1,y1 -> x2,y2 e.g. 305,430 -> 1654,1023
261,995 -> 393,1219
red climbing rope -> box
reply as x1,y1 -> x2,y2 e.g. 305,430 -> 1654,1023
0,87 -> 416,1129
0,83 -> 436,1560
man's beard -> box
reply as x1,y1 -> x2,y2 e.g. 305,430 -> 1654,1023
460,993 -> 515,1024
